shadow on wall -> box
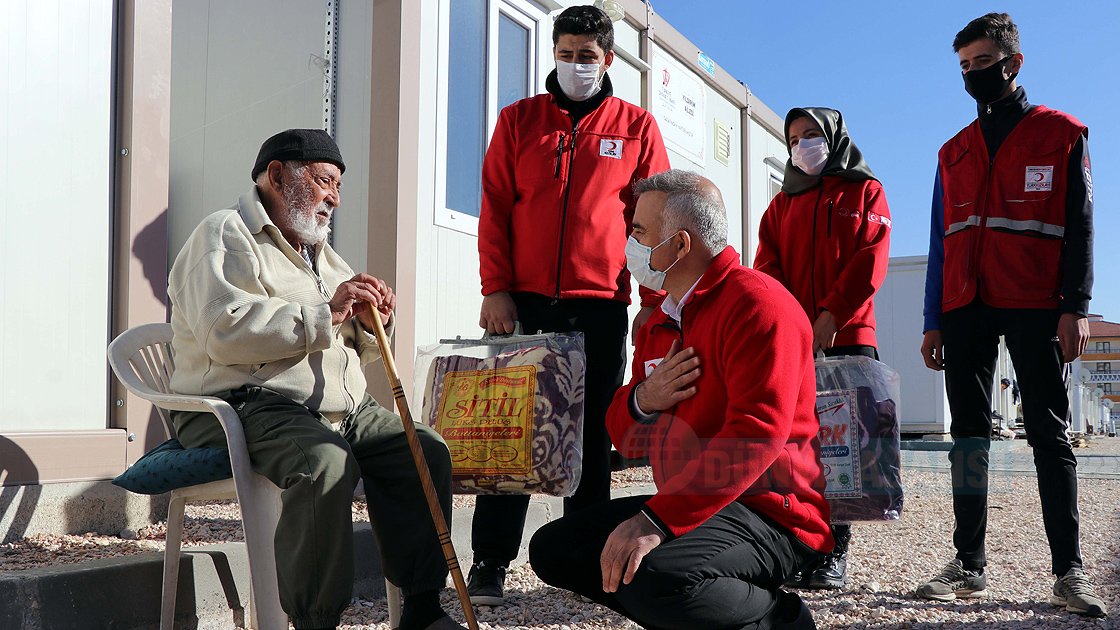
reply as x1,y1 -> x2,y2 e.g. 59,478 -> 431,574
0,436 -> 42,544
133,208 -> 170,310
131,208 -> 175,525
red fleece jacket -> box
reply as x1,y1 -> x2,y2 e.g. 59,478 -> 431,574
607,246 -> 834,553
754,177 -> 891,348
478,93 -> 670,304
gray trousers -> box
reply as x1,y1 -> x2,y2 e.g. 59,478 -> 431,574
173,386 -> 452,630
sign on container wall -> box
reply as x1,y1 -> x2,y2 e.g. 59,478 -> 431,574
652,50 -> 707,167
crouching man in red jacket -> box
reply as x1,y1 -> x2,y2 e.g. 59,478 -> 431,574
530,170 -> 832,630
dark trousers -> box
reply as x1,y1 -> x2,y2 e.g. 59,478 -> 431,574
821,345 -> 878,549
174,388 -> 452,629
941,300 -> 1082,575
471,293 -> 628,564
529,495 -> 820,630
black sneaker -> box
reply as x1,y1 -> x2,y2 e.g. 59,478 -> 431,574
806,550 -> 847,590
467,560 -> 507,606
915,559 -> 987,601
1052,568 -> 1108,618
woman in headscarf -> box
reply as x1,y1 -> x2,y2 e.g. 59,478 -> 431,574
754,107 -> 892,590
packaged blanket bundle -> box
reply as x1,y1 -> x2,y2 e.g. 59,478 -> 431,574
415,332 -> 586,496
815,355 -> 904,522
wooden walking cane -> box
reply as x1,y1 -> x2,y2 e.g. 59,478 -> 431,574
367,307 -> 479,630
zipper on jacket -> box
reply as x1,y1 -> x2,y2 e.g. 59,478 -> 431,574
810,187 -> 824,312
970,158 -> 997,294
340,333 -> 356,414
554,134 -> 566,179
553,117 -> 580,303
827,199 -> 834,238
300,247 -> 355,415
308,268 -> 329,299
965,144 -> 1000,297
300,247 -> 331,300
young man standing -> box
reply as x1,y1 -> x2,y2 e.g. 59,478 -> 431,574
918,13 -> 1106,618
472,5 -> 670,604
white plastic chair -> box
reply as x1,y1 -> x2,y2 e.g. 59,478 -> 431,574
108,323 -> 402,630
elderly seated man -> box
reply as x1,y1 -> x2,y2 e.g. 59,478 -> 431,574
530,170 -> 832,630
168,129 -> 464,630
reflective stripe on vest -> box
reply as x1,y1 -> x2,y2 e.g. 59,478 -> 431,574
946,215 -> 982,236
984,217 -> 1065,238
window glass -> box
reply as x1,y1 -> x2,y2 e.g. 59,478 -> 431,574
497,13 -> 530,111
768,173 -> 783,202
444,0 -> 488,217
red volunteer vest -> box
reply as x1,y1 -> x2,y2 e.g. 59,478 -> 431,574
938,106 -> 1086,312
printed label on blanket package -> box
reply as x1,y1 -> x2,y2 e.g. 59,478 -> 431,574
815,390 -> 863,499
435,365 -> 537,476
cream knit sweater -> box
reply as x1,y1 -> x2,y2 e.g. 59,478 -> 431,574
169,187 -> 391,422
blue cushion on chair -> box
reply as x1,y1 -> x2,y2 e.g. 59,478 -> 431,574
112,438 -> 233,495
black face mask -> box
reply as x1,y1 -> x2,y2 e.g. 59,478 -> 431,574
963,56 -> 1017,104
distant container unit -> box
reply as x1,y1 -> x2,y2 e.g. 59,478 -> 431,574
874,256 -> 950,436
876,256 -> 1109,437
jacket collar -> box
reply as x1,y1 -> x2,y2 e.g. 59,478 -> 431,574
237,186 -> 273,235
647,246 -> 741,327
689,245 -> 741,300
546,69 -> 614,121
237,186 -> 322,263
976,86 -> 1035,158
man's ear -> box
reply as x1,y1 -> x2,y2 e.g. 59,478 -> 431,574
602,50 -> 615,72
676,230 -> 691,258
265,160 -> 285,191
1008,52 -> 1024,76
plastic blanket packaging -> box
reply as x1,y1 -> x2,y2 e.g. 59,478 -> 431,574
414,331 -> 586,496
815,355 -> 904,522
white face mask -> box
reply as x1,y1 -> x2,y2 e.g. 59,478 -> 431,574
556,60 -> 603,102
625,234 -> 679,291
791,136 -> 830,176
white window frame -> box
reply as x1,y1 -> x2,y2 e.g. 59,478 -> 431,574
434,0 -> 550,236
764,157 -> 785,202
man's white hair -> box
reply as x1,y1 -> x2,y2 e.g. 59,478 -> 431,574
633,169 -> 727,252
255,160 -> 310,187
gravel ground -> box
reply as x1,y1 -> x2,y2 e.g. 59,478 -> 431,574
338,468 -> 1120,630
3,461 -> 1118,628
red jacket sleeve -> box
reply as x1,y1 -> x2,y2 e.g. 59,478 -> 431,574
644,294 -> 814,538
752,197 -> 786,284
605,324 -> 656,459
819,181 -> 892,327
478,107 -> 518,296
629,115 -> 672,307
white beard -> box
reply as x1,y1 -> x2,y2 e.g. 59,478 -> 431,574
287,201 -> 332,245
282,176 -> 333,246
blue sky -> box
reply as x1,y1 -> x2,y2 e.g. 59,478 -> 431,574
649,1 -> 1119,322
